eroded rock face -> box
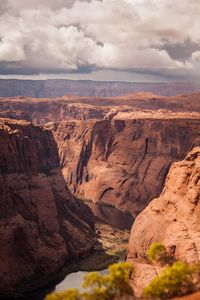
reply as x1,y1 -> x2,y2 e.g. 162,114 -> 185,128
0,98 -> 106,125
47,119 -> 200,216
127,147 -> 200,295
0,118 -> 95,296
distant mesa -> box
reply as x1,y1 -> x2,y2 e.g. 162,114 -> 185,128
1,79 -> 200,97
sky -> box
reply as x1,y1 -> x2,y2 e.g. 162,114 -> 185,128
0,0 -> 200,82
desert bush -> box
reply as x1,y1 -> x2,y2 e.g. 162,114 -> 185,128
143,261 -> 198,299
106,262 -> 134,297
45,262 -> 134,300
147,242 -> 169,265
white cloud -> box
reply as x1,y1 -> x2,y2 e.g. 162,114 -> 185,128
0,0 -> 199,78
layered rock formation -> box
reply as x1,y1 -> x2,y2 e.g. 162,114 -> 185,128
0,118 -> 95,297
127,147 -> 200,295
0,94 -> 200,217
1,93 -> 200,127
0,97 -> 107,125
1,79 -> 200,98
47,119 -> 200,216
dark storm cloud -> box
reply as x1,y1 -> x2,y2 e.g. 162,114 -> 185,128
0,61 -> 97,75
0,0 -> 200,80
0,0 -> 7,15
158,39 -> 200,62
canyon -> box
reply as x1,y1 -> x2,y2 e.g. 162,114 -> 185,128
0,89 -> 200,298
1,92 -> 200,216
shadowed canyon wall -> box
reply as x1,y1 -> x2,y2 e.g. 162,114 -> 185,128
47,118 -> 200,216
0,118 -> 95,297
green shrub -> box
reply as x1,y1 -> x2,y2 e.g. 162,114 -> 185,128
147,242 -> 168,264
106,262 -> 134,297
45,262 -> 134,300
143,261 -> 198,299
82,262 -> 134,300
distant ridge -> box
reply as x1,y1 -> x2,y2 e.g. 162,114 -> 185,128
0,79 -> 200,97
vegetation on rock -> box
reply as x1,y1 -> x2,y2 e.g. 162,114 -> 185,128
45,243 -> 200,300
45,262 -> 134,300
147,242 -> 168,264
143,261 -> 199,299
146,242 -> 175,266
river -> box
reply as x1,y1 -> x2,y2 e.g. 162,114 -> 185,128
4,203 -> 134,300
54,203 -> 134,293
56,269 -> 108,292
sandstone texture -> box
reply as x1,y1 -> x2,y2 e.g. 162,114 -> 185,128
47,119 -> 200,216
127,147 -> 200,295
0,118 -> 95,296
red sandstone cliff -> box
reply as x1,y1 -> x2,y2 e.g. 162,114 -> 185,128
0,118 -> 95,297
0,98 -> 106,125
0,93 -> 200,127
127,147 -> 200,295
46,119 -> 200,216
1,94 -> 200,218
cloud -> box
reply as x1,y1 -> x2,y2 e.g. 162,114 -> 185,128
0,0 -> 200,80
6,0 -> 84,11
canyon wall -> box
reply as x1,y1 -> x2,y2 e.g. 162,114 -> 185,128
127,147 -> 200,295
47,118 -> 200,216
1,95 -> 200,217
0,118 -> 95,297
0,90 -> 200,298
0,93 -> 200,127
1,80 -> 200,98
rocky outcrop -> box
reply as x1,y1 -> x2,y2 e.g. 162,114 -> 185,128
127,147 -> 200,295
0,118 -> 95,297
0,92 -> 200,136
1,79 -> 200,97
1,93 -> 200,128
47,119 -> 200,216
0,98 -> 106,125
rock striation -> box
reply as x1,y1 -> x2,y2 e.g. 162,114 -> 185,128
47,119 -> 200,216
0,118 -> 95,297
127,147 -> 200,295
